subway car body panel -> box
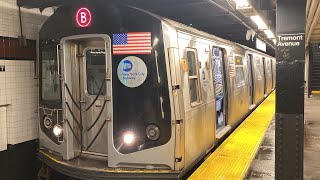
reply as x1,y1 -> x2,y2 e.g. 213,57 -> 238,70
37,1 -> 275,179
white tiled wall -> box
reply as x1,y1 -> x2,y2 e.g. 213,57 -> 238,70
0,60 -> 38,145
0,0 -> 53,39
0,0 -> 53,151
0,107 -> 7,151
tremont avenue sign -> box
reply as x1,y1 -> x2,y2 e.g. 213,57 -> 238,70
276,33 -> 305,60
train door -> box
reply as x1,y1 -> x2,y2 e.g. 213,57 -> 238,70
262,57 -> 267,95
79,44 -> 109,157
212,48 -> 226,133
168,48 -> 185,170
247,54 -> 254,107
61,35 -> 111,159
270,59 -> 274,90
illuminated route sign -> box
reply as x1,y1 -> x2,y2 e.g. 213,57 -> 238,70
75,7 -> 92,28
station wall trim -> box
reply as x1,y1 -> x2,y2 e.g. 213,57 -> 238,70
0,36 -> 36,61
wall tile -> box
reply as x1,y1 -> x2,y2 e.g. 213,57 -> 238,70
0,1 -> 52,147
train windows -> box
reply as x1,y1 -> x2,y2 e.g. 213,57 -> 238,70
234,55 -> 245,87
256,57 -> 263,80
213,48 -> 224,95
187,49 -> 201,105
85,49 -> 106,95
41,43 -> 61,102
187,50 -> 197,76
267,60 -> 272,76
235,67 -> 246,87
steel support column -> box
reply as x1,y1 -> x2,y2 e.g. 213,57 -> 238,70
276,0 -> 306,179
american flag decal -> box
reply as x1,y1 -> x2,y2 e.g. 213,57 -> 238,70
112,32 -> 152,55
229,64 -> 236,77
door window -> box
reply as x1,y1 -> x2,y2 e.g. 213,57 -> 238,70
85,49 -> 106,95
187,49 -> 201,105
234,55 -> 246,87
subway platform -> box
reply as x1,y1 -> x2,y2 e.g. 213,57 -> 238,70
189,92 -> 320,179
246,92 -> 320,180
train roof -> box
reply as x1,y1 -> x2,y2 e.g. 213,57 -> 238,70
162,18 -> 274,59
128,5 -> 274,59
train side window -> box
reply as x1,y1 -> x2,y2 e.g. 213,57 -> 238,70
235,67 -> 245,87
267,60 -> 272,76
187,49 -> 201,105
256,57 -> 262,80
234,55 -> 245,87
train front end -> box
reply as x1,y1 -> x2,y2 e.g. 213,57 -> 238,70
38,1 -> 182,179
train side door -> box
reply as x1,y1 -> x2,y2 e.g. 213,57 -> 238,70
247,54 -> 254,107
212,48 -> 227,134
262,57 -> 267,95
168,47 -> 185,170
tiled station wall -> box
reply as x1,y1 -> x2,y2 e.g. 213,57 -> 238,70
0,1 -> 52,150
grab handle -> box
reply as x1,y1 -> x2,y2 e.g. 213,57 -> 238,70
160,96 -> 164,119
57,44 -> 61,75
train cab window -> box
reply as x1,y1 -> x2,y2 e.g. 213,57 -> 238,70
41,43 -> 61,102
187,49 -> 201,105
85,49 -> 106,95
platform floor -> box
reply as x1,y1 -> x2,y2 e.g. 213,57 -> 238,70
302,94 -> 320,179
245,93 -> 320,180
189,92 -> 275,179
244,118 -> 275,179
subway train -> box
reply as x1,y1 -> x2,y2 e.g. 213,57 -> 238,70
38,1 -> 275,179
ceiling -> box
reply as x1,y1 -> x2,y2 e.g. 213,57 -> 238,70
18,0 -> 276,55
306,0 -> 320,43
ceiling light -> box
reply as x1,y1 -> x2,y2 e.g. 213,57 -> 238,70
233,0 -> 250,8
250,16 -> 268,30
264,29 -> 275,39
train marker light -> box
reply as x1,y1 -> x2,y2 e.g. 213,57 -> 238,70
75,7 -> 92,28
123,132 -> 135,145
53,125 -> 63,137
146,125 -> 160,141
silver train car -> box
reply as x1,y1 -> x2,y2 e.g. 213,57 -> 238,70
38,1 -> 275,179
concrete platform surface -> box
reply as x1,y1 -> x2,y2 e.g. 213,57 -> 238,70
245,94 -> 320,180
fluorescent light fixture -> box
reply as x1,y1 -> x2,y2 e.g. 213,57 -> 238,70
233,0 -> 250,7
264,29 -> 275,39
250,16 -> 268,30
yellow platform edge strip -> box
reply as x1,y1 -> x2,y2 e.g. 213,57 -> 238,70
312,90 -> 320,95
189,92 -> 275,180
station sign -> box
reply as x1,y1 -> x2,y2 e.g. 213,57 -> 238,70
75,7 -> 92,28
276,33 -> 305,60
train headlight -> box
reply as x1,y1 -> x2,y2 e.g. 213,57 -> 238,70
43,116 -> 52,129
123,131 -> 135,145
146,125 -> 160,141
53,125 -> 63,137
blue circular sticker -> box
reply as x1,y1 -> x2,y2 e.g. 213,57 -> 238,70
122,60 -> 133,72
117,56 -> 147,88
